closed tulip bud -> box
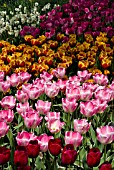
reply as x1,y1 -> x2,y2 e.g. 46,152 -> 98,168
48,138 -> 62,156
99,162 -> 112,170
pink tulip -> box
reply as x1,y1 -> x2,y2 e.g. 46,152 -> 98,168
0,96 -> 16,110
45,82 -> 59,98
33,79 -> 45,95
22,83 -> 32,94
23,111 -> 42,128
47,119 -> 65,134
82,83 -> 99,92
65,131 -> 83,147
80,101 -> 98,117
96,126 -> 114,144
0,80 -> 10,92
6,73 -> 21,87
56,79 -> 67,92
91,99 -> 108,113
74,119 -> 91,134
94,88 -> 112,102
45,112 -> 60,122
40,71 -> 53,82
35,100 -> 51,115
18,72 -> 31,83
67,76 -> 81,87
62,98 -> 78,113
0,109 -> 14,123
0,121 -> 9,138
93,74 -> 108,86
26,86 -> 42,100
16,102 -> 31,116
66,87 -> 80,100
15,90 -> 29,103
38,133 -> 54,152
52,68 -> 66,79
77,70 -> 92,82
0,71 -> 5,81
80,88 -> 93,101
16,131 -> 37,146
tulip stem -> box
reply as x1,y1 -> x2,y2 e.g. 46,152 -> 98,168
104,145 -> 107,162
1,165 -> 4,170
32,158 -> 35,170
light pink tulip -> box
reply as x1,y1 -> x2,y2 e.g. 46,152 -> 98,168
16,131 -> 37,146
56,79 -> 67,92
15,90 -> 29,103
0,121 -> 9,138
32,79 -> 45,95
77,70 -> 92,82
26,86 -> 42,99
91,99 -> 108,113
66,87 -> 80,100
0,96 -> 16,110
74,119 -> 91,134
0,71 -> 5,81
35,100 -> 51,115
6,73 -> 21,87
40,71 -> 53,82
82,83 -> 99,92
23,111 -> 42,128
0,80 -> 10,92
67,76 -> 81,88
65,131 -> 83,147
93,73 -> 108,86
94,88 -> 112,102
96,126 -> 114,144
22,83 -> 32,94
16,102 -> 31,116
38,133 -> 54,152
45,112 -> 60,122
52,67 -> 66,79
80,101 -> 98,117
18,72 -> 31,83
0,109 -> 14,123
45,82 -> 59,98
62,98 -> 78,113
47,119 -> 65,134
80,88 -> 93,101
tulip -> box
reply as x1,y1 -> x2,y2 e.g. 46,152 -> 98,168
23,111 -> 42,128
94,88 -> 112,102
48,138 -> 62,156
16,131 -> 37,146
66,87 -> 80,100
52,68 -> 66,79
96,125 -> 114,144
45,82 -> 59,98
22,84 -> 32,94
0,96 -> 16,110
65,131 -> 83,147
79,88 -> 93,101
99,162 -> 112,170
77,70 -> 92,82
35,100 -> 51,115
6,73 -> 21,87
92,99 -> 108,113
0,109 -> 14,123
38,133 -> 54,152
16,102 -> 31,117
18,72 -> 31,83
26,86 -> 42,100
17,165 -> 31,170
87,148 -> 102,168
56,79 -> 67,92
27,140 -> 40,158
93,73 -> 108,86
45,112 -> 60,122
0,71 -> 5,81
0,121 -> 9,138
74,119 -> 91,134
62,98 -> 78,113
40,71 -> 53,82
15,90 -> 29,103
61,144 -> 77,165
0,80 -> 10,93
0,146 -> 10,165
14,146 -> 28,167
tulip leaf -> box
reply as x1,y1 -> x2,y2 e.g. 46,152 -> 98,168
13,122 -> 23,130
7,129 -> 14,147
90,125 -> 97,145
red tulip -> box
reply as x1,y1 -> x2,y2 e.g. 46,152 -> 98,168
99,162 -> 112,170
48,138 -> 62,156
87,148 -> 102,168
17,165 -> 31,170
27,140 -> 40,158
0,146 -> 10,165
14,146 -> 28,167
61,144 -> 77,166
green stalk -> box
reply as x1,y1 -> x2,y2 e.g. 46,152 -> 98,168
104,145 -> 107,162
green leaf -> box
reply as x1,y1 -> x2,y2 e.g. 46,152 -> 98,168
7,129 -> 14,147
90,125 -> 97,146
13,122 -> 23,130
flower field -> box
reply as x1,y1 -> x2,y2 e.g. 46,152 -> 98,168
0,0 -> 114,170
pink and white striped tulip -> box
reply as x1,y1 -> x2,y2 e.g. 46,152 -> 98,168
0,121 -> 9,138
91,99 -> 108,113
45,82 -> 59,98
45,112 -> 60,122
40,71 -> 53,82
6,73 -> 21,87
93,73 -> 108,86
56,79 -> 67,92
47,119 -> 65,134
23,111 -> 42,128
26,86 -> 42,100
80,88 -> 93,101
16,131 -> 37,146
22,83 -> 32,94
62,98 -> 78,113
74,119 -> 91,134
15,90 -> 29,103
0,80 -> 10,92
96,126 -> 114,144
38,133 -> 54,152
18,72 -> 31,83
66,87 -> 80,100
94,88 -> 112,102
77,70 -> 92,82
0,96 -> 16,110
80,101 -> 98,117
33,79 -> 45,95
65,131 -> 83,147
16,102 -> 31,116
0,109 -> 14,123
0,71 -> 5,81
52,67 -> 66,79
35,100 -> 51,115
82,83 -> 99,92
